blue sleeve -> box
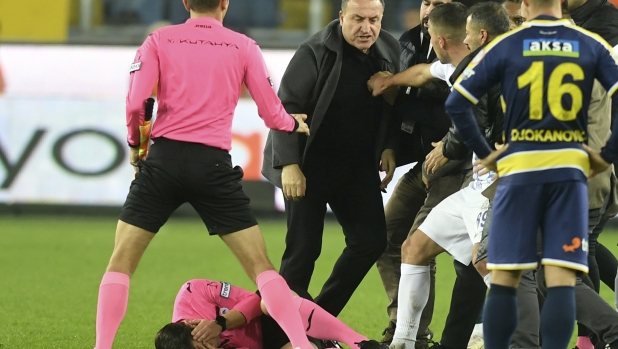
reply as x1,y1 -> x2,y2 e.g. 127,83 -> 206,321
594,42 -> 618,163
447,44 -> 502,159
445,91 -> 492,159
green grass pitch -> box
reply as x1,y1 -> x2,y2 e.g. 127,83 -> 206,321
1,216 -> 616,348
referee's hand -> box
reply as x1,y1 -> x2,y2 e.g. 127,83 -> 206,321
282,164 -> 306,201
291,114 -> 310,136
129,147 -> 140,174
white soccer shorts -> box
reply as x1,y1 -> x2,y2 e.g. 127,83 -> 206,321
418,184 -> 490,265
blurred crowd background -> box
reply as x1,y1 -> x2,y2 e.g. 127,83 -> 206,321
0,0 -> 428,47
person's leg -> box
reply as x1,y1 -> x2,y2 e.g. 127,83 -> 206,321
510,269 -> 541,349
538,181 -> 588,349
96,222 -> 156,349
540,267 -> 577,349
278,162 -> 329,300
596,242 -> 618,290
539,268 -> 618,348
440,188 -> 489,349
587,208 -> 603,293
574,208 -> 601,349
288,297 -> 369,348
391,230 -> 446,349
96,140 -> 185,349
376,167 -> 428,337
484,183 -> 542,349
315,171 -> 387,316
409,169 -> 469,344
573,278 -> 618,347
221,227 -> 313,349
440,261 -> 486,349
484,270 -> 523,349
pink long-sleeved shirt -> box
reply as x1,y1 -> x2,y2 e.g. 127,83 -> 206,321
172,279 -> 264,349
126,17 -> 296,150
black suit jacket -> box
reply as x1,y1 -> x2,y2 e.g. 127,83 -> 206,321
393,25 -> 452,166
261,19 -> 401,188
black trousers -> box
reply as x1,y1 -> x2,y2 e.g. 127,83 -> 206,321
279,157 -> 387,316
440,260 -> 487,349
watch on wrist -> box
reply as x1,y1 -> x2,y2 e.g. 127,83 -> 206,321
215,315 -> 227,332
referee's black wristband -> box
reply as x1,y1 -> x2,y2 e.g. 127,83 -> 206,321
289,118 -> 299,134
128,142 -> 140,149
215,315 -> 227,332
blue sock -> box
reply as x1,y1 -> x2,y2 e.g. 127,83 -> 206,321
540,286 -> 575,349
483,284 -> 518,349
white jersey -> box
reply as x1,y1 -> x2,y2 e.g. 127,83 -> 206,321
430,61 -> 457,89
471,153 -> 496,191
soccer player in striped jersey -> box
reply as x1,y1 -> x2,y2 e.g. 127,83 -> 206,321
444,0 -> 618,347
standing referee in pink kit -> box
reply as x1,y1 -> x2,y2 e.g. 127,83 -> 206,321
93,1 -> 314,348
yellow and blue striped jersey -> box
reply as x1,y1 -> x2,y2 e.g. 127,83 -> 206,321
447,16 -> 618,185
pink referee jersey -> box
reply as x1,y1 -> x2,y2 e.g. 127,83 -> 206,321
172,279 -> 264,349
126,17 -> 296,150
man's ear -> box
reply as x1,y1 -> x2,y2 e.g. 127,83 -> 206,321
439,35 -> 446,49
481,29 -> 489,46
339,10 -> 344,25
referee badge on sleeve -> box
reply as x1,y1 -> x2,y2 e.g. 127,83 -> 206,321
220,282 -> 231,298
130,62 -> 142,73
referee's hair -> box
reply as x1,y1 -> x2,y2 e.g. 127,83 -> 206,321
342,0 -> 386,11
428,2 -> 468,42
468,2 -> 510,38
502,0 -> 522,4
155,323 -> 194,349
187,0 -> 221,13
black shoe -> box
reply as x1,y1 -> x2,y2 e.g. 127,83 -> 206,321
381,321 -> 396,344
416,329 -> 436,349
308,336 -> 326,349
358,340 -> 391,349
321,340 -> 343,348
429,342 -> 450,349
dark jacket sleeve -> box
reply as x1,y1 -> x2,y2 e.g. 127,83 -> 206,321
443,94 -> 489,160
382,34 -> 403,152
270,44 -> 319,168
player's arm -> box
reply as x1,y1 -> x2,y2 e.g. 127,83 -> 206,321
244,41 -> 308,135
126,33 -> 160,148
369,63 -> 435,96
190,282 -> 263,343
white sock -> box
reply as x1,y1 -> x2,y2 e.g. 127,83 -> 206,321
390,264 -> 430,349
483,273 -> 492,289
472,322 -> 483,337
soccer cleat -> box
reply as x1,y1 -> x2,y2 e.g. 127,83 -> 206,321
357,340 -> 391,349
416,329 -> 436,349
467,334 -> 484,349
381,321 -> 396,344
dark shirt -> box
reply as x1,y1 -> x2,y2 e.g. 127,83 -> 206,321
309,40 -> 384,168
393,26 -> 451,165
